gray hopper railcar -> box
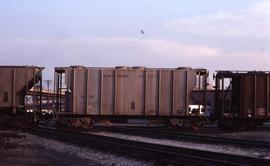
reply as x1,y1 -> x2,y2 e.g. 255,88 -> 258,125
0,66 -> 43,127
54,66 -> 208,128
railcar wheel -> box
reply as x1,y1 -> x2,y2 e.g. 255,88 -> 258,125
192,120 -> 206,130
81,117 -> 93,129
176,119 -> 184,128
90,118 -> 95,127
73,118 -> 83,128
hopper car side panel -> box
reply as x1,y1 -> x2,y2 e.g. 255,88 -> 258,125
0,66 -> 43,112
87,68 -> 101,115
215,71 -> 270,128
173,70 -> 188,115
55,67 -> 207,118
115,68 -> 146,115
145,69 -> 159,116
159,70 -> 173,115
0,68 -> 13,108
101,69 -> 115,115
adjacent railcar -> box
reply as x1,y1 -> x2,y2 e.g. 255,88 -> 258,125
215,71 -> 270,128
54,66 -> 208,128
0,66 -> 43,127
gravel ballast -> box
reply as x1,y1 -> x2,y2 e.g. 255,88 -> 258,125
0,130 -> 152,166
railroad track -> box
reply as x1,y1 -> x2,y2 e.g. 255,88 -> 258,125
0,131 -> 26,138
27,126 -> 269,166
95,126 -> 270,149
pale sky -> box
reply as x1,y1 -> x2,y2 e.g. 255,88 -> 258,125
0,0 -> 270,81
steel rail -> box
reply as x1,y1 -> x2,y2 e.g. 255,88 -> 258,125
95,126 -> 270,149
26,127 -> 269,166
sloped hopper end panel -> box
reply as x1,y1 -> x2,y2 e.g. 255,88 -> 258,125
0,66 -> 44,109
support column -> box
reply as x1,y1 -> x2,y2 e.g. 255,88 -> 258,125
254,75 -> 257,117
267,75 -> 269,117
85,69 -> 89,114
158,70 -> 161,115
12,68 -> 16,113
172,70 -> 175,115
100,69 -> 103,115
185,70 -> 189,114
144,69 -> 147,115
39,71 -> 42,113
